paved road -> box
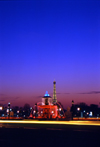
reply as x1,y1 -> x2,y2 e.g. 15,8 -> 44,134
0,120 -> 100,147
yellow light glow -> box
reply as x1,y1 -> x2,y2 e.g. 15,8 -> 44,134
0,120 -> 100,126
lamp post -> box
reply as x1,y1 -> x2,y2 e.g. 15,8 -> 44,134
8,102 -> 10,118
35,103 -> 37,118
77,107 -> 80,119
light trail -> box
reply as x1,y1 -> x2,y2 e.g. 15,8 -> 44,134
0,120 -> 100,126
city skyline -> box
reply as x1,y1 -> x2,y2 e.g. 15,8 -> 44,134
0,0 -> 100,108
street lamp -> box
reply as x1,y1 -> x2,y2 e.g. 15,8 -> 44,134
77,107 -> 81,119
0,107 -> 3,110
8,102 -> 10,118
77,107 -> 80,111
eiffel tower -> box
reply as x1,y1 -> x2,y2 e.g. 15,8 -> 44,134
52,80 -> 57,104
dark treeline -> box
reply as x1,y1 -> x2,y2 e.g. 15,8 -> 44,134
71,102 -> 100,118
0,102 -> 100,119
0,103 -> 31,118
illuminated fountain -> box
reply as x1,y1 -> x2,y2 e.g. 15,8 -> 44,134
29,81 -> 65,119
30,92 -> 64,119
36,91 -> 57,119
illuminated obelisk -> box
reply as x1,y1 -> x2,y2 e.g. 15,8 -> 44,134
53,80 -> 57,104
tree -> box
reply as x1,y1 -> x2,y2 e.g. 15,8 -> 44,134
23,103 -> 30,117
23,103 -> 30,111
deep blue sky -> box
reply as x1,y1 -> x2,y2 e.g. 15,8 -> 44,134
0,0 -> 100,108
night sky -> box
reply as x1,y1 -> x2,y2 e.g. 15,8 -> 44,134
0,0 -> 100,108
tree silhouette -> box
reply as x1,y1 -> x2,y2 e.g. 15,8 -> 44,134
23,103 -> 30,111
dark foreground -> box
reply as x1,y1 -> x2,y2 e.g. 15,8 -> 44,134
0,123 -> 100,147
